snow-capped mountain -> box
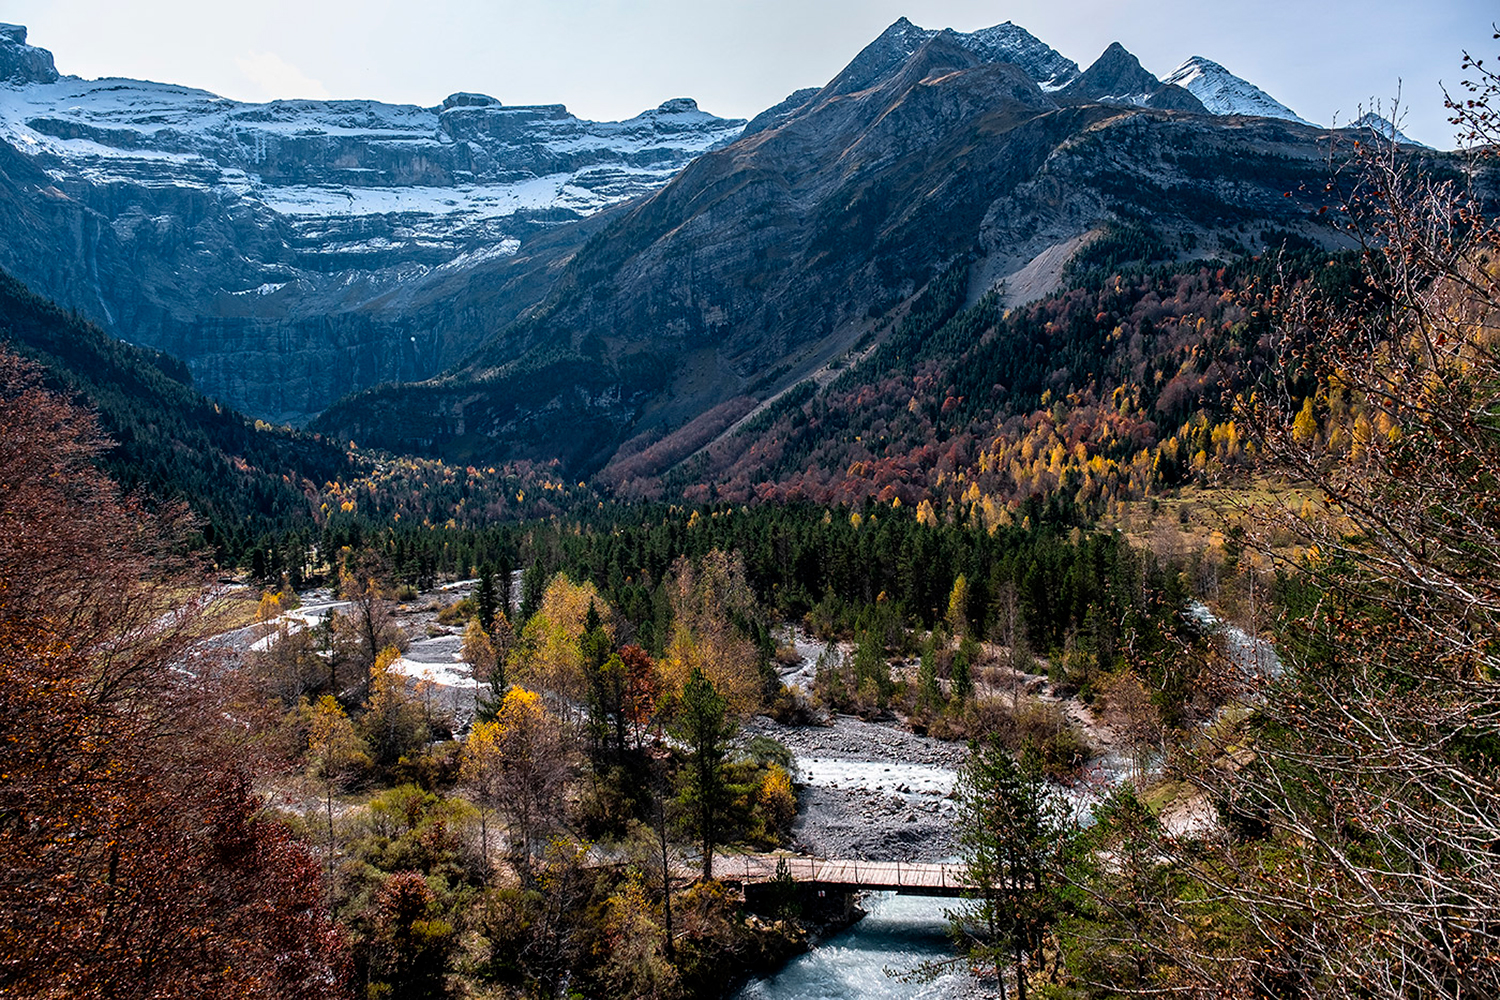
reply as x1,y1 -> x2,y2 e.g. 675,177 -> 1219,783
1164,56 -> 1311,124
1349,112 -> 1425,147
0,76 -> 744,263
0,16 -> 1360,434
0,26 -> 745,423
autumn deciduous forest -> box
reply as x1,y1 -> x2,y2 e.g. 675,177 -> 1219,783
0,350 -> 346,998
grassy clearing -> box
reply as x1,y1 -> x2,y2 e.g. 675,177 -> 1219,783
202,585 -> 261,634
1107,477 -> 1319,569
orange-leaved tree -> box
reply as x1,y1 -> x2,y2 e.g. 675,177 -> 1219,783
0,347 -> 347,998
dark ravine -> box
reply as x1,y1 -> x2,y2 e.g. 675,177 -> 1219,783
0,265 -> 349,554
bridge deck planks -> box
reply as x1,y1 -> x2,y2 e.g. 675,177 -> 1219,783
714,853 -> 967,892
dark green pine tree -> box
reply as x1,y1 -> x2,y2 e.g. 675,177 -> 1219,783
580,599 -> 619,760
952,738 -> 1072,1000
475,563 -> 499,634
519,562 -> 547,625
670,668 -> 738,881
950,636 -> 976,704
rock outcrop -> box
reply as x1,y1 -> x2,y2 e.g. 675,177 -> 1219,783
0,24 -> 58,85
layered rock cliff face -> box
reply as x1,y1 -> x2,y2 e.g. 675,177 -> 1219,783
313,28 -> 1350,474
0,29 -> 744,422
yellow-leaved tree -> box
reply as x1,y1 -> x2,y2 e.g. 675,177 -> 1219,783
460,715 -> 502,868
946,573 -> 970,639
462,616 -> 500,718
359,645 -> 428,771
511,574 -> 614,702
658,551 -> 764,716
463,686 -> 567,875
306,694 -> 370,882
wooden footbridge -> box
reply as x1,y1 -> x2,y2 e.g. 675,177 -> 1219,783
713,853 -> 969,898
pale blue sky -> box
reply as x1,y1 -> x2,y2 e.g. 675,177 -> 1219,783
3,0 -> 1491,147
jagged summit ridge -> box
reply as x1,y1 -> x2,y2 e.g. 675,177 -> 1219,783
834,19 -> 1326,124
746,17 -> 1081,135
830,16 -> 1079,96
754,18 -> 1330,142
1165,56 -> 1311,124
955,21 -> 1081,90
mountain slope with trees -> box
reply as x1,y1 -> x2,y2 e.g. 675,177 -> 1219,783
313,26 -> 1362,478
0,267 -> 349,560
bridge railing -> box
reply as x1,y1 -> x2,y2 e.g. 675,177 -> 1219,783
719,852 -> 966,890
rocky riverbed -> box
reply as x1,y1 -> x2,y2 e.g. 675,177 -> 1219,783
742,715 -> 967,863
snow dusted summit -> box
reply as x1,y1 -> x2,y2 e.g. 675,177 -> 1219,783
1164,56 -> 1312,124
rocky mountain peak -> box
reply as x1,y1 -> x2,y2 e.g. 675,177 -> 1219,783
1164,56 -> 1311,124
1062,41 -> 1204,113
654,97 -> 700,114
825,16 -> 941,96
960,20 -> 1080,90
1349,112 -> 1425,147
0,24 -> 58,85
782,18 -> 1315,132
1067,42 -> 1159,99
756,17 -> 1079,136
829,17 -> 1083,100
904,30 -> 986,78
